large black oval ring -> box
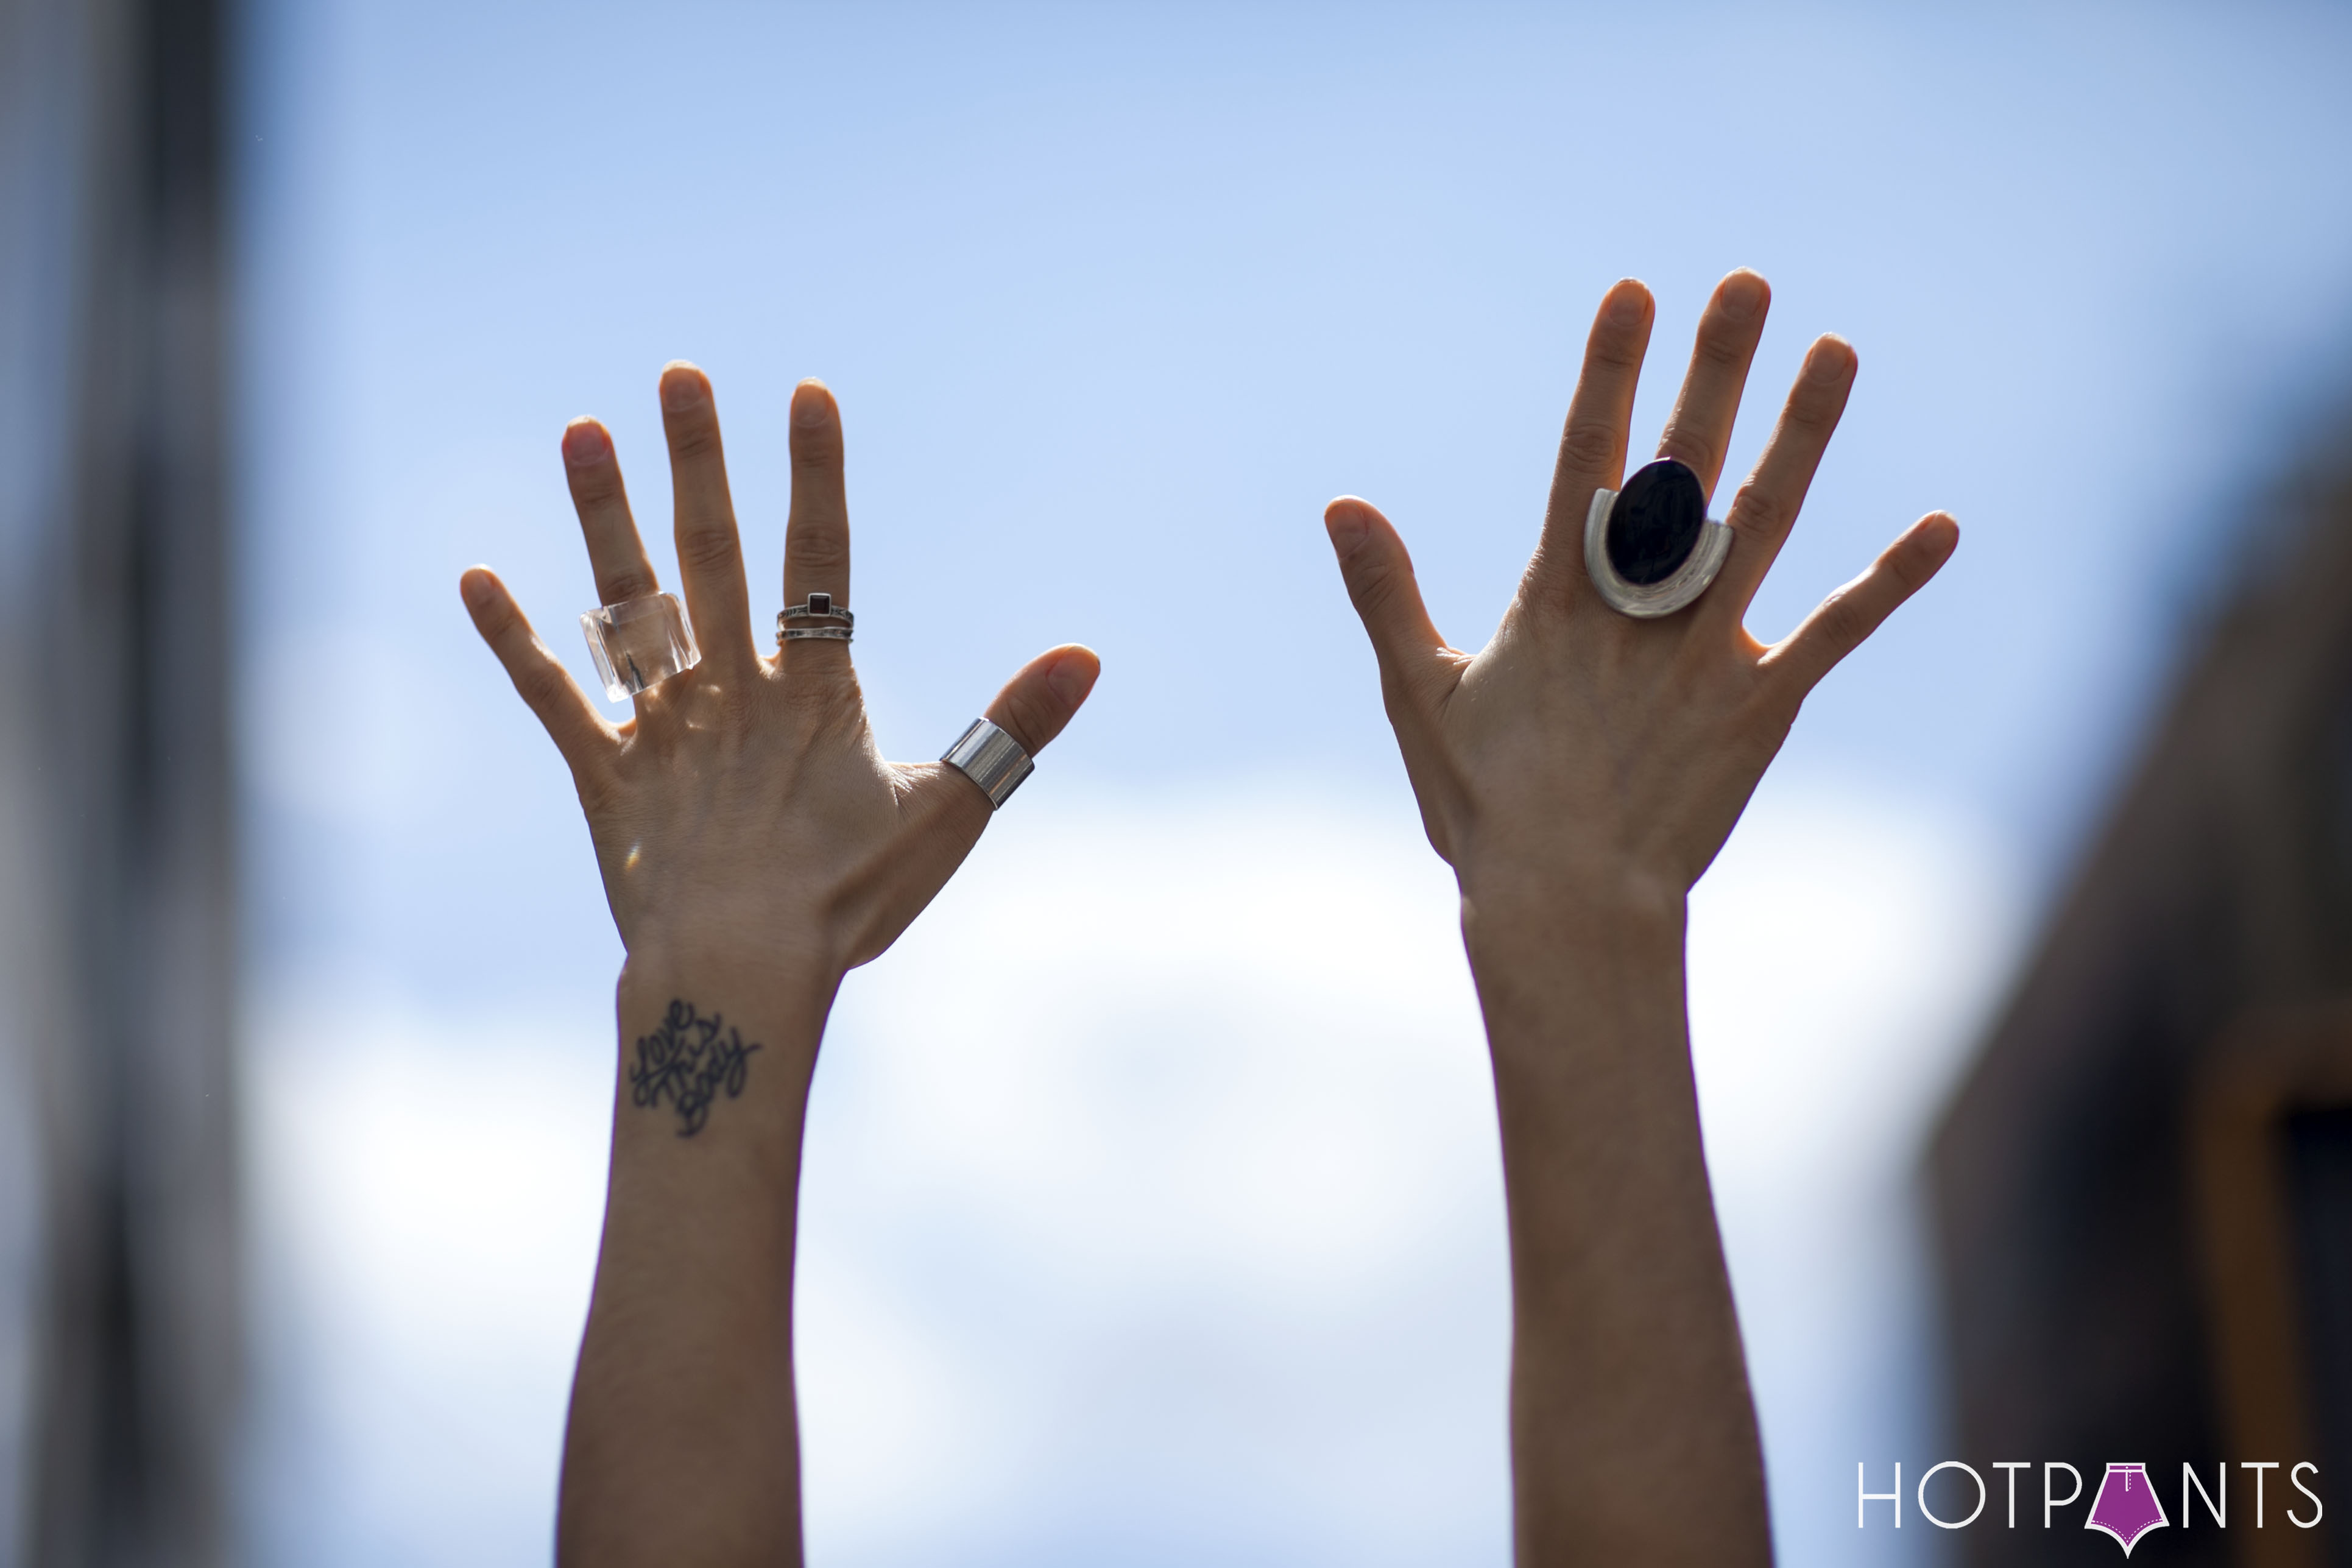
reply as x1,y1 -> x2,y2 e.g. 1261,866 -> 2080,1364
1605,457 -> 1709,586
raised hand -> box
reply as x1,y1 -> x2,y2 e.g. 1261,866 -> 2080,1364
459,364 -> 1098,1568
1324,272 -> 1954,1566
1326,271 -> 1955,917
461,366 -> 1100,979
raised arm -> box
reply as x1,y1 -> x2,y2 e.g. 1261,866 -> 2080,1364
459,366 -> 1099,1567
1323,272 -> 1955,1564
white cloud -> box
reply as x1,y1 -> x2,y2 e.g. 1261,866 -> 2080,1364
1690,772 -> 2021,1567
244,773 -> 2015,1567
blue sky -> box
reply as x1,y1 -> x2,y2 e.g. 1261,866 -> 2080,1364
234,4 -> 2352,1563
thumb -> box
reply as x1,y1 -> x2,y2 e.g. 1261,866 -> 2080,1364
1325,496 -> 1451,709
911,642 -> 1099,828
984,643 -> 1100,755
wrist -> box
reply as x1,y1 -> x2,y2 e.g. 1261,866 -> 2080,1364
1456,855 -> 1686,954
1455,856 -> 1689,1086
620,923 -> 846,998
617,942 -> 841,1057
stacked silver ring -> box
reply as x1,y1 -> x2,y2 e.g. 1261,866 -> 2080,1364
942,718 -> 1033,809
778,591 -> 853,645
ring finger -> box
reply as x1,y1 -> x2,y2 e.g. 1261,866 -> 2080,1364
779,378 -> 852,672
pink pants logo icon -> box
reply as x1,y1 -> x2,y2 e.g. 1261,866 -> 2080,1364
2086,1463 -> 2169,1556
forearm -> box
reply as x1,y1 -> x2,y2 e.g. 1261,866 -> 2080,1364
557,950 -> 838,1568
1463,872 -> 1768,1567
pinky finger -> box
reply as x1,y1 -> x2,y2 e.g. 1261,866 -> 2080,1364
460,566 -> 614,769
1763,513 -> 1959,697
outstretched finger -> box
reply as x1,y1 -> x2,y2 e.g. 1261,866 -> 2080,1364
1704,334 -> 1857,623
982,643 -> 1102,755
657,362 -> 757,675
780,379 -> 852,674
1762,513 -> 1959,697
914,643 -> 1101,835
1655,269 -> 1770,498
1324,496 -> 1454,716
562,418 -> 660,606
1531,279 -> 1653,598
459,566 -> 613,770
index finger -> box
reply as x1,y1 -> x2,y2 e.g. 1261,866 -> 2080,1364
1530,280 -> 1653,600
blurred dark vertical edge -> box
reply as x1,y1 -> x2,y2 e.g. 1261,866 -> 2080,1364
0,0 -> 239,1563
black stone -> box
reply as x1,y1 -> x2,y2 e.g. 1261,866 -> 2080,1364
1605,457 -> 1707,586
808,592 -> 830,615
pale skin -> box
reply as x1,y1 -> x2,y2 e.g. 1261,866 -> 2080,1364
460,365 -> 1100,1566
464,269 -> 1952,1566
1324,269 -> 1957,1563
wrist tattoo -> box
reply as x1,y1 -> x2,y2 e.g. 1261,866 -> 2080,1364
628,998 -> 761,1137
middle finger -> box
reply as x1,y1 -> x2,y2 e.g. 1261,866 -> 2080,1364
658,361 -> 758,674
1654,269 -> 1770,500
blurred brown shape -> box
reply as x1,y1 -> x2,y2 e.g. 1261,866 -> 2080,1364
0,0 -> 239,1564
2192,1005 -> 2352,1568
1934,452 -> 2352,1567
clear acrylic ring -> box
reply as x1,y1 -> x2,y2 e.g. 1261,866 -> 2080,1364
581,591 -> 699,701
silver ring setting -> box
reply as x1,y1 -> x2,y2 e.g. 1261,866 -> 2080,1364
777,591 -> 853,646
1583,457 -> 1732,620
942,718 -> 1033,809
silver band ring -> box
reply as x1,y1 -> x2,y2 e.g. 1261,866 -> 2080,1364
1583,457 -> 1732,619
777,591 -> 853,647
942,718 -> 1033,809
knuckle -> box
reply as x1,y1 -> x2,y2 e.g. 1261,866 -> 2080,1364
1815,585 -> 1868,648
1347,558 -> 1405,621
787,530 -> 849,583
666,419 -> 722,462
675,523 -> 740,573
570,468 -> 624,508
1783,384 -> 1843,434
1693,328 -> 1747,371
517,657 -> 571,712
1729,481 -> 1790,541
1585,328 -> 1644,373
789,426 -> 844,470
997,693 -> 1051,754
598,567 -> 657,602
1556,418 -> 1619,475
1658,427 -> 1722,479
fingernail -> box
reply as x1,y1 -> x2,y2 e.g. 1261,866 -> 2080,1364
1326,505 -> 1368,554
460,569 -> 495,609
1047,651 -> 1098,704
1719,270 -> 1767,322
660,364 -> 704,412
562,420 -> 609,467
792,381 -> 831,428
1608,282 -> 1647,325
1809,336 -> 1854,382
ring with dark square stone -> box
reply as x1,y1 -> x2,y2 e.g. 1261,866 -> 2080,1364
781,592 -> 853,627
